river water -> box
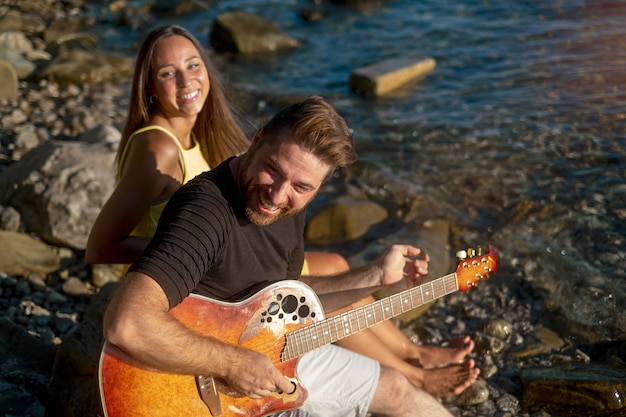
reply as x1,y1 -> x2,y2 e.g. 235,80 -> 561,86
89,0 -> 625,343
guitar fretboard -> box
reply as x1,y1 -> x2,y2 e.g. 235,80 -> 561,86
281,272 -> 459,361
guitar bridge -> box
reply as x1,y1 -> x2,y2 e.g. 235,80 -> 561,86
196,375 -> 222,415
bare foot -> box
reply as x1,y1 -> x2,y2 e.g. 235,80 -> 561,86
420,359 -> 480,397
409,335 -> 475,369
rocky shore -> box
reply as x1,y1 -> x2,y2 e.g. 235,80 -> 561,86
1,1 -> 625,417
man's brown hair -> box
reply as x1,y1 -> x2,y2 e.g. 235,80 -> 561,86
261,96 -> 357,170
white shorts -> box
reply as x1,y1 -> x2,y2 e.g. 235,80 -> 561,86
273,345 -> 380,417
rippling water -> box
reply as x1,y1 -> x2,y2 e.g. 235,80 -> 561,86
90,0 -> 626,341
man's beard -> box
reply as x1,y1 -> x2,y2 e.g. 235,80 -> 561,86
244,185 -> 302,226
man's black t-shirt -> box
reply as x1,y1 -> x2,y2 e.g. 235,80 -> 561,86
129,157 -> 306,307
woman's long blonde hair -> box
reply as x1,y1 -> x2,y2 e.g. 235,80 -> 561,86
118,24 -> 249,169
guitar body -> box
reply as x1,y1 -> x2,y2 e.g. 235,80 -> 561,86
99,280 -> 325,417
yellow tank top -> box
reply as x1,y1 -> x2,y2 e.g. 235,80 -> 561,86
118,125 -> 210,239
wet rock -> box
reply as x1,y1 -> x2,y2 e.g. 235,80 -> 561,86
210,11 -> 301,54
520,362 -> 626,412
153,0 -> 208,16
473,331 -> 507,356
508,325 -> 566,359
482,319 -> 514,342
454,377 -> 490,406
350,56 -> 436,97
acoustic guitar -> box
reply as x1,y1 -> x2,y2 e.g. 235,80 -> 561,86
99,245 -> 498,416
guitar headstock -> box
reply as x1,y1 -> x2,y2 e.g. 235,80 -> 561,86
455,245 -> 498,292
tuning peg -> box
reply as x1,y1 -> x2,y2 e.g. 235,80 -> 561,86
456,250 -> 468,260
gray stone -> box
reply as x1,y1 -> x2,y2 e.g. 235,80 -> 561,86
0,141 -> 116,249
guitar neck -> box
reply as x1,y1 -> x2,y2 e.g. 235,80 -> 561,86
282,272 -> 459,361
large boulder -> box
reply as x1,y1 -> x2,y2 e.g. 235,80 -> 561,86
210,11 -> 300,54
305,197 -> 388,244
0,139 -> 117,249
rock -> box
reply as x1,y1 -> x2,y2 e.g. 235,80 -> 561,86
453,377 -> 490,406
91,263 -> 124,289
0,231 -> 60,276
46,282 -> 117,417
0,316 -> 56,417
78,123 -> 121,151
61,276 -> 91,297
473,331 -> 507,355
153,0 -> 208,16
14,123 -> 40,151
210,11 -> 301,54
520,362 -> 626,412
0,141 -> 116,249
0,60 -> 19,100
43,32 -> 97,57
0,47 -> 37,79
305,197 -> 388,243
44,15 -> 92,44
350,56 -> 436,97
0,30 -> 34,54
40,48 -> 133,85
508,325 -> 566,359
0,9 -> 46,35
482,319 -> 514,342
0,205 -> 21,231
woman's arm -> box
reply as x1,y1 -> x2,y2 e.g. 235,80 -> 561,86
86,131 -> 184,264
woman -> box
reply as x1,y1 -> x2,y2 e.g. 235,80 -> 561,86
86,24 -> 478,397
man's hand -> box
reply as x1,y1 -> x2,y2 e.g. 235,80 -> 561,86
223,347 -> 295,399
378,244 -> 430,292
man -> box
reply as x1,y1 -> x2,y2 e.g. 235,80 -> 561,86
103,96 -> 454,416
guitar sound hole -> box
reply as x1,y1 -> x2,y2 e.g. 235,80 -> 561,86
298,305 -> 310,318
268,301 -> 280,315
281,295 -> 298,314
